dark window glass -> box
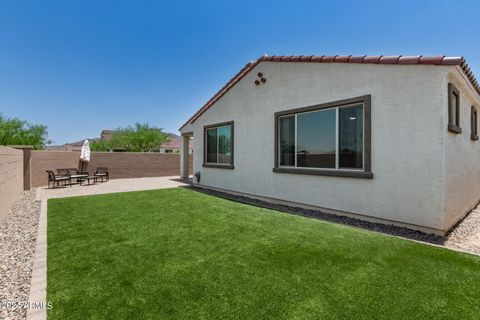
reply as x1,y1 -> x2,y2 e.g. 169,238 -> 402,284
450,93 -> 458,125
279,116 -> 295,166
472,107 -> 478,139
339,105 -> 363,169
218,125 -> 232,164
206,125 -> 232,164
475,111 -> 478,135
206,128 -> 217,163
297,109 -> 336,168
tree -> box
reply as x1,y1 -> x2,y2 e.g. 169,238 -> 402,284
90,139 -> 112,152
109,123 -> 169,152
0,114 -> 51,149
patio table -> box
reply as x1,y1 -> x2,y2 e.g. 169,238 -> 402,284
78,176 -> 99,186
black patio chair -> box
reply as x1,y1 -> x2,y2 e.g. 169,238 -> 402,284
94,167 -> 109,182
47,170 -> 71,188
57,168 -> 70,177
58,168 -> 89,184
66,168 -> 89,178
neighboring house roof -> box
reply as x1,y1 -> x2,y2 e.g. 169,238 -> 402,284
180,54 -> 480,130
160,139 -> 181,149
100,130 -> 116,141
160,137 -> 194,150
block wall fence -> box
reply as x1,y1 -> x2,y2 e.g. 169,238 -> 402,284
0,147 -> 193,222
0,146 -> 24,221
29,151 -> 193,187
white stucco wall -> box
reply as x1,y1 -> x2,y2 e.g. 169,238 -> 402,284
188,62 -> 449,232
444,68 -> 480,229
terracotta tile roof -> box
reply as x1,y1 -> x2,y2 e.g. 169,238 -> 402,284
180,55 -> 480,130
160,137 -> 193,150
161,139 -> 181,149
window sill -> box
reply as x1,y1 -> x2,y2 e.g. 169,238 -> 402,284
273,167 -> 373,179
448,124 -> 462,134
471,134 -> 479,141
203,163 -> 234,169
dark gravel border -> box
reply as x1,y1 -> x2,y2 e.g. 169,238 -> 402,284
185,185 -> 446,245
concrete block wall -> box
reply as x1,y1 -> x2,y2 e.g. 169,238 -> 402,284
30,151 -> 193,187
0,146 -> 24,221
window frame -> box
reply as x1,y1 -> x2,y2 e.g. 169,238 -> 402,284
273,95 -> 372,179
203,121 -> 234,169
448,83 -> 462,134
471,106 -> 478,141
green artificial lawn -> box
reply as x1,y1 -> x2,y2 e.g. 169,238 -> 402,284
47,188 -> 480,320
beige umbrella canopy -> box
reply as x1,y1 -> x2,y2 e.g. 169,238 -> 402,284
80,139 -> 90,172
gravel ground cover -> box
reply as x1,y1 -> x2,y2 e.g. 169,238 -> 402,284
190,186 -> 480,255
446,207 -> 480,255
0,191 -> 41,320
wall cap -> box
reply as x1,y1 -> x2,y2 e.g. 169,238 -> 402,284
8,145 -> 34,150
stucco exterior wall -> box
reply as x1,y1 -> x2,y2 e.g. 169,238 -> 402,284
444,68 -> 480,229
0,146 -> 23,222
189,62 -> 449,232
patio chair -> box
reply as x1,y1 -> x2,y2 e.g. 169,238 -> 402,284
57,168 -> 70,177
57,168 -> 89,184
94,167 -> 109,182
66,168 -> 89,178
47,170 -> 71,188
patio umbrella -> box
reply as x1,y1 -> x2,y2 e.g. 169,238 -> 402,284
80,139 -> 90,172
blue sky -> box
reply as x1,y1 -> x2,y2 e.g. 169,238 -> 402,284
0,0 -> 479,145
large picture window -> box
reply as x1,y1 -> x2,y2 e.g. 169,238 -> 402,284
274,95 -> 372,178
203,121 -> 234,168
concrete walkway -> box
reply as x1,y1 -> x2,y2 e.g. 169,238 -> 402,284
27,176 -> 189,320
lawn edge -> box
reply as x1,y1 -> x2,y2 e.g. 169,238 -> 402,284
26,191 -> 47,320
187,186 -> 480,258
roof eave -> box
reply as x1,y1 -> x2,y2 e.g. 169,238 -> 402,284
179,54 -> 479,130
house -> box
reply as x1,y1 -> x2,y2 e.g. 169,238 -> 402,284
179,54 -> 480,236
159,138 -> 181,153
159,136 -> 194,154
159,133 -> 193,154
100,129 -> 116,141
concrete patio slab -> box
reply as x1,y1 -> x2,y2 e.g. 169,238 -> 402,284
36,176 -> 190,201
